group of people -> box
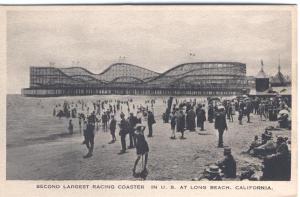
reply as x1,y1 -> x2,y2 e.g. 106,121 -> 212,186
50,93 -> 290,180
163,95 -> 291,181
245,128 -> 291,180
52,98 -> 156,178
117,110 -> 155,154
167,100 -> 207,139
166,98 -> 228,148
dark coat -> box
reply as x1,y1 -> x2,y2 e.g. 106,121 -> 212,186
86,123 -> 95,138
128,116 -> 138,133
135,133 -> 149,155
109,119 -> 116,131
186,109 -> 196,130
147,112 -> 155,125
214,112 -> 227,130
102,114 -> 108,123
218,154 -> 236,178
208,106 -> 214,122
119,119 -> 129,135
177,113 -> 185,132
196,108 -> 206,126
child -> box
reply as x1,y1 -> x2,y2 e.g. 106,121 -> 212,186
132,124 -> 149,179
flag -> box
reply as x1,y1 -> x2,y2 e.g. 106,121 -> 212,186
260,60 -> 264,66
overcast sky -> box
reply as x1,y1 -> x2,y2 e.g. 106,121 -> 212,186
7,6 -> 293,94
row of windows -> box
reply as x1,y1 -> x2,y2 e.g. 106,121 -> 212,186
22,88 -> 240,96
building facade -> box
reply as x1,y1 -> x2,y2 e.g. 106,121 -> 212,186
22,62 -> 249,96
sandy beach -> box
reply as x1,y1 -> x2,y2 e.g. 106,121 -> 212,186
6,95 -> 290,180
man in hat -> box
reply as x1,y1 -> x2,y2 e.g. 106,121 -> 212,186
262,136 -> 290,180
208,104 -> 214,123
118,113 -> 129,154
254,132 -> 276,157
259,101 -> 267,121
68,119 -> 73,135
83,118 -> 95,158
177,110 -> 186,139
90,111 -> 97,125
199,165 -> 222,181
128,112 -> 138,148
170,110 -> 177,139
186,108 -> 196,131
278,109 -> 290,128
273,136 -> 290,158
147,110 -> 155,137
217,147 -> 236,178
238,108 -> 243,125
214,105 -> 228,148
240,166 -> 258,180
109,115 -> 117,143
102,112 -> 109,132
245,100 -> 252,123
196,104 -> 206,131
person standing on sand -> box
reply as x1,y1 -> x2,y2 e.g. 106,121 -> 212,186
208,104 -> 214,123
83,117 -> 95,158
132,124 -> 149,179
53,107 -> 56,117
217,147 -> 236,178
119,113 -> 129,154
214,105 -> 228,148
186,108 -> 196,132
170,110 -> 177,139
196,104 -> 206,131
102,112 -> 108,132
68,119 -> 73,134
109,115 -> 117,143
147,110 -> 155,137
128,113 -> 138,149
238,108 -> 243,125
245,100 -> 252,123
177,110 -> 186,139
78,115 -> 82,134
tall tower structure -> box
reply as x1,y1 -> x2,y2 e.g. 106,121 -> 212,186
255,60 -> 269,92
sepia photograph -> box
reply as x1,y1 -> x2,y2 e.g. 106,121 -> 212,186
2,4 -> 296,186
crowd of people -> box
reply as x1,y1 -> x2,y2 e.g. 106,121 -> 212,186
50,93 -> 291,180
52,98 -> 156,179
163,95 -> 291,181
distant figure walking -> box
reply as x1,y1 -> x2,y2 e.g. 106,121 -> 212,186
170,110 -> 177,139
119,113 -> 129,154
102,112 -> 108,132
208,104 -> 214,123
238,109 -> 243,125
78,116 -> 82,134
214,106 -> 228,148
177,110 -> 186,139
128,113 -> 138,148
186,108 -> 196,131
196,104 -> 206,131
83,118 -> 95,158
147,111 -> 155,137
109,115 -> 117,143
68,119 -> 73,134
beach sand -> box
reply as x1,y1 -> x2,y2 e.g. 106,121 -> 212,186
6,95 -> 289,180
